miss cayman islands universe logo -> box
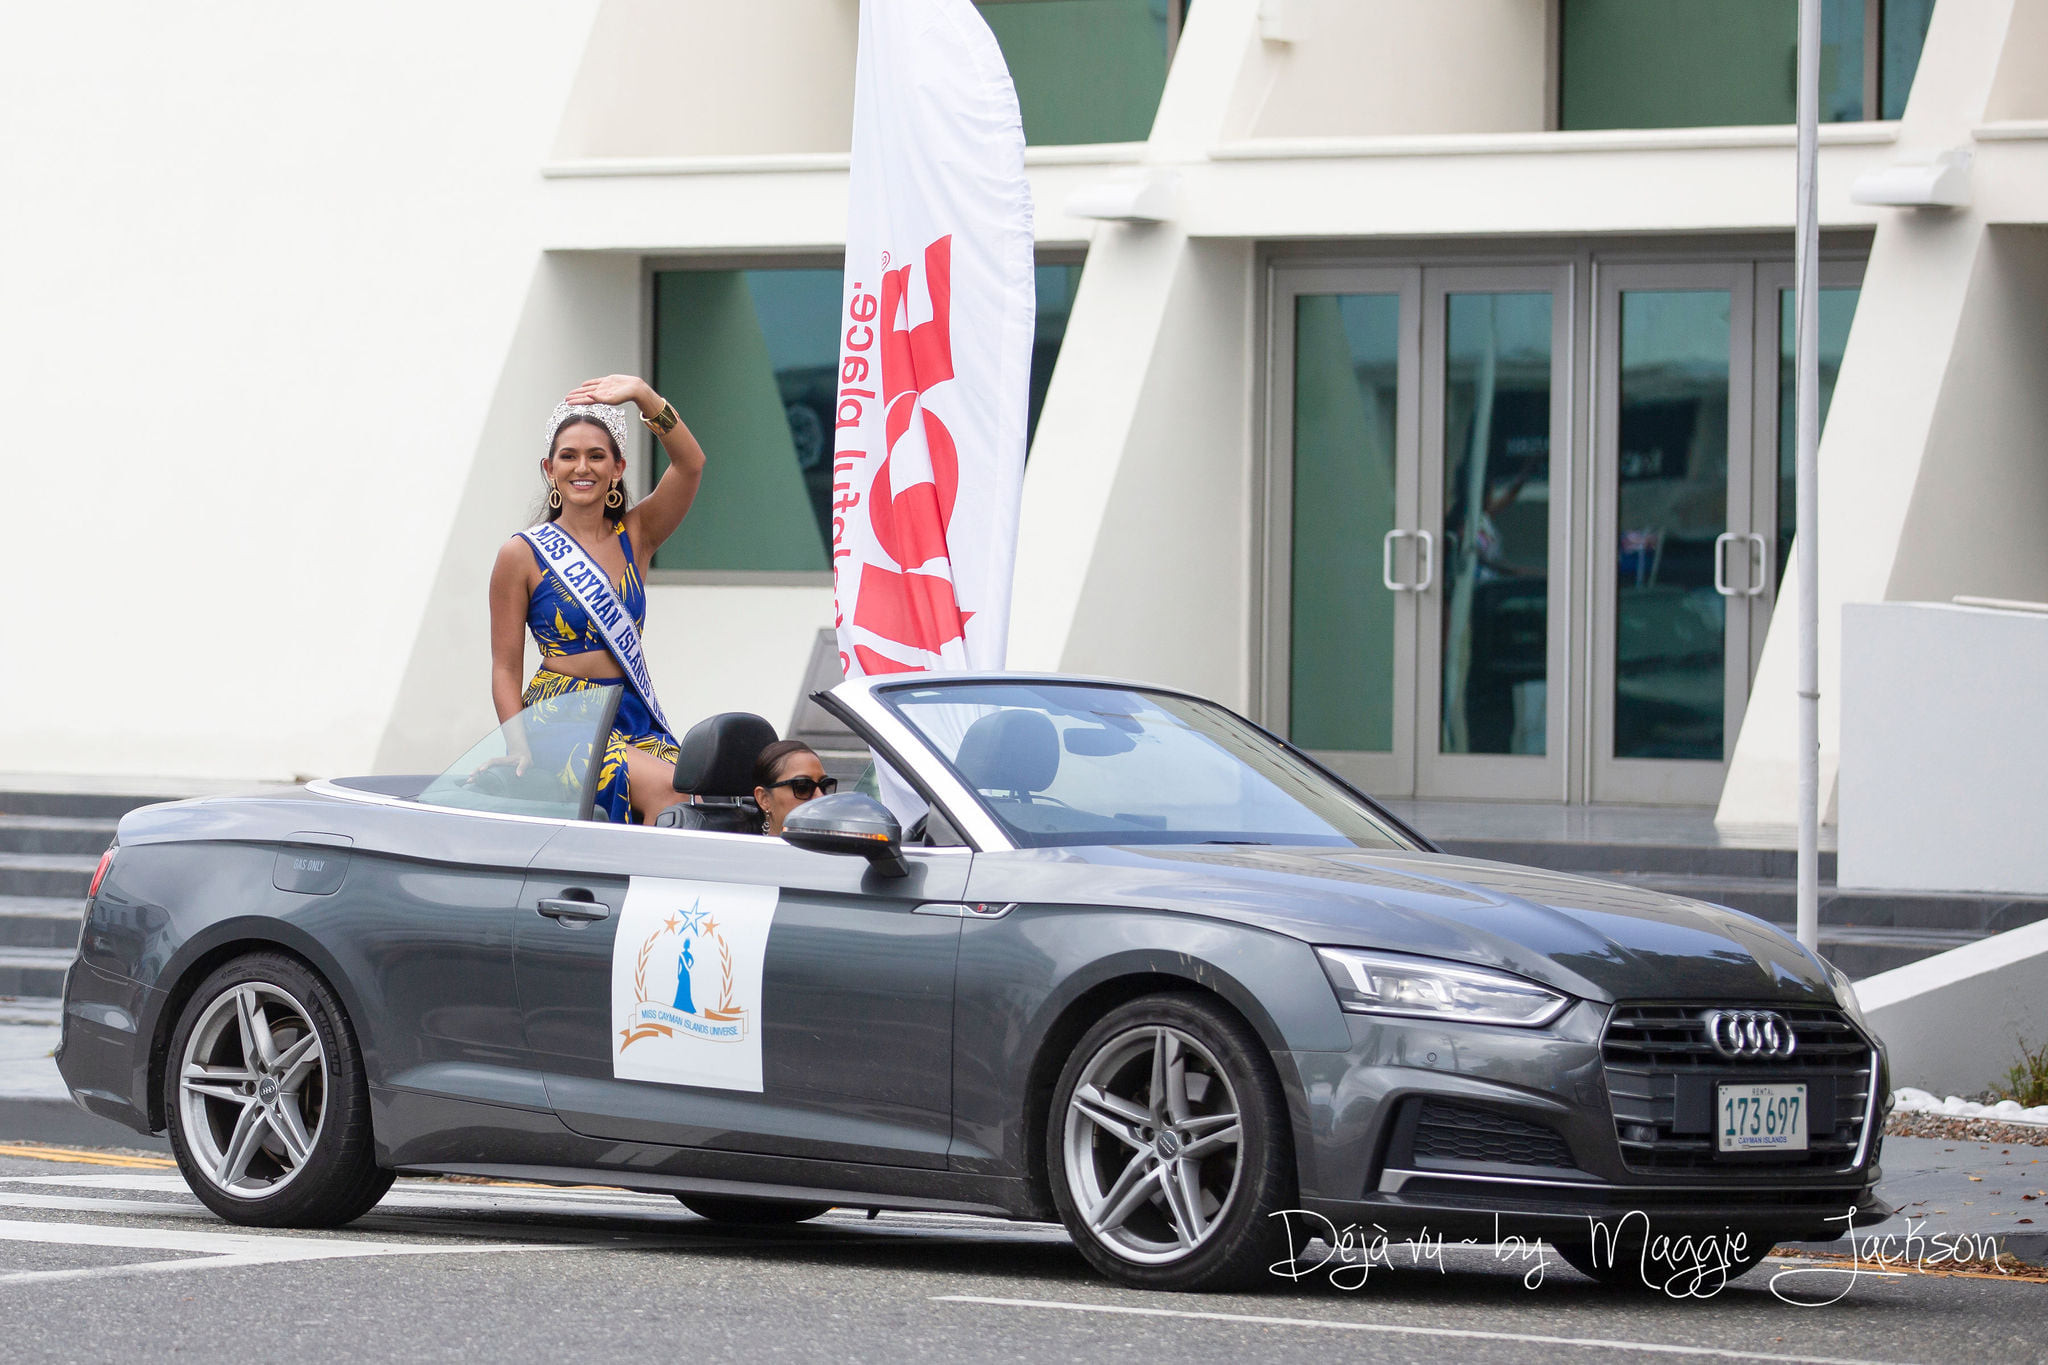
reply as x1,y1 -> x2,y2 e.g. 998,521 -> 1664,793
620,900 -> 748,1049
833,234 -> 971,676
609,878 -> 777,1092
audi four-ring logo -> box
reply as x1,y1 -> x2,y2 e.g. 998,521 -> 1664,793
1701,1009 -> 1798,1059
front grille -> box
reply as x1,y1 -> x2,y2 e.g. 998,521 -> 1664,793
1412,1100 -> 1576,1171
1601,1004 -> 1874,1172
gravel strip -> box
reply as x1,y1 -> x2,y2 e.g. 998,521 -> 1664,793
1884,1110 -> 2048,1146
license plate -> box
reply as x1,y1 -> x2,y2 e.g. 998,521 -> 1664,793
1718,1082 -> 1808,1152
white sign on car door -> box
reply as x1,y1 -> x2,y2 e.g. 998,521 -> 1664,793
609,877 -> 778,1093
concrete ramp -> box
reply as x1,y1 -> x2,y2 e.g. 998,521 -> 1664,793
1861,916 -> 2048,1094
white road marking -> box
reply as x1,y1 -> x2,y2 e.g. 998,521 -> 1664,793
0,1170 -> 1061,1292
0,1218 -> 583,1288
0,1192 -> 201,1217
0,1172 -> 681,1217
0,1173 -> 1058,1233
0,1172 -> 664,1203
0,1173 -> 254,1190
0,1171 -> 652,1287
934,1296 -> 1924,1365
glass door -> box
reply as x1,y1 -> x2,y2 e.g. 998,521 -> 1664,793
1748,260 -> 1864,677
1269,249 -> 1864,809
1266,263 -> 1570,802
1264,267 -> 1421,797
1416,266 -> 1574,800
1591,262 -> 1758,803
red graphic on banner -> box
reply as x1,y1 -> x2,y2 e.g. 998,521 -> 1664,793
852,234 -> 971,661
852,644 -> 926,676
854,561 -> 971,660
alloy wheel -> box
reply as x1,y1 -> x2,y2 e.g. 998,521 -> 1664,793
1061,1024 -> 1244,1265
177,981 -> 328,1197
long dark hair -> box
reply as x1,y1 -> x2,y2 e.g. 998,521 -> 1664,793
753,740 -> 819,791
538,414 -> 629,525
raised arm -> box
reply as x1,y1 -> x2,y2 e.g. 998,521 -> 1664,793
563,374 -> 706,556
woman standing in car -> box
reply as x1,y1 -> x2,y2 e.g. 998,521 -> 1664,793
487,375 -> 704,825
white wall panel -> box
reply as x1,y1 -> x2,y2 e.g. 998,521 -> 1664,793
552,0 -> 860,160
1,1 -> 600,782
1839,603 -> 2048,894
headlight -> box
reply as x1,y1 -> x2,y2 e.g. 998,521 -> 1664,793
1826,961 -> 1869,1030
1315,947 -> 1570,1027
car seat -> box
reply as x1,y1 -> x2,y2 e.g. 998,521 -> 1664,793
653,711 -> 778,833
953,709 -> 1059,800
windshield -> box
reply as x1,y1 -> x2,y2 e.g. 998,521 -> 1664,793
415,685 -> 621,821
876,681 -> 1417,850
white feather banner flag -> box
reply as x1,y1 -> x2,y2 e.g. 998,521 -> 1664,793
830,0 -> 1035,698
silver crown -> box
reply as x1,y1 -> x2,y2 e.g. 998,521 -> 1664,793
544,400 -> 635,455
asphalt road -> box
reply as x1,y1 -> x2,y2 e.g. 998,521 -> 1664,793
0,1151 -> 2041,1364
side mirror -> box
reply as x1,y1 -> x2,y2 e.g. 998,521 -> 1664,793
780,792 -> 909,878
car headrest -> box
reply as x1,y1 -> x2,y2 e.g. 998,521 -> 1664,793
954,710 -> 1059,795
672,712 -> 779,796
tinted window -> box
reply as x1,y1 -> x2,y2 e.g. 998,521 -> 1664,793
1561,0 -> 1873,129
650,262 -> 1085,571
980,0 -> 1184,145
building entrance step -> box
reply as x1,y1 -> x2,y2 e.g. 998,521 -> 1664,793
1606,872 -> 2048,936
0,853 -> 98,902
1805,926 -> 1988,980
0,791 -> 176,821
0,897 -> 85,950
0,948 -> 72,999
1436,836 -> 1839,883
0,815 -> 118,858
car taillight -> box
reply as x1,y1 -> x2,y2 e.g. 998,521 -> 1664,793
89,845 -> 117,901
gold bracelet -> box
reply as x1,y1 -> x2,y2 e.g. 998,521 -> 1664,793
641,400 -> 679,435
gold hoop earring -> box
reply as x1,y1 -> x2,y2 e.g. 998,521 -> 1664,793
606,481 -> 624,510
547,483 -> 563,511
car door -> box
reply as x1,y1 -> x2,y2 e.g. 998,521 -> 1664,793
513,820 -> 969,1169
292,808 -> 558,1116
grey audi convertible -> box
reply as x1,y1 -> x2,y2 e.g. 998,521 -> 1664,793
58,674 -> 1888,1291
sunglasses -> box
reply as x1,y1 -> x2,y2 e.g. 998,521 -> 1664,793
765,775 -> 837,799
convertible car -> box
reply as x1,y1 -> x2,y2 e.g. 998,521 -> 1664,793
58,674 -> 1889,1291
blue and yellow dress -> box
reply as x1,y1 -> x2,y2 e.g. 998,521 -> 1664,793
522,523 -> 679,823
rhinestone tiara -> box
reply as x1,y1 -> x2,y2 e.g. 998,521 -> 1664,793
545,400 -> 634,455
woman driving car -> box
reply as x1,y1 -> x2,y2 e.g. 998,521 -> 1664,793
753,740 -> 836,836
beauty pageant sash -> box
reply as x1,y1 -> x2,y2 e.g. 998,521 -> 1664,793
519,522 -> 674,737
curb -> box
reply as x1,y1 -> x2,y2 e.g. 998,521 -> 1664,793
1781,1228 -> 2048,1270
0,1098 -> 169,1152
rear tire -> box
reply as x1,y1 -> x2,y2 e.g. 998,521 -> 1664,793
1046,993 -> 1294,1291
676,1195 -> 833,1225
164,952 -> 393,1227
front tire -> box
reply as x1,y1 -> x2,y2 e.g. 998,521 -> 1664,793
1047,993 -> 1294,1291
165,952 -> 392,1227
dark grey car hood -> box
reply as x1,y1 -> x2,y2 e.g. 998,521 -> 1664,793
985,843 -> 1837,1007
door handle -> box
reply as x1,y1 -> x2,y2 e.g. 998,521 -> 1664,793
1745,532 -> 1769,597
1382,530 -> 1433,593
1381,529 -> 1415,591
1713,531 -> 1740,597
536,896 -> 610,923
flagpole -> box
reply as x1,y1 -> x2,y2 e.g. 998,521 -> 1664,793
1794,0 -> 1821,954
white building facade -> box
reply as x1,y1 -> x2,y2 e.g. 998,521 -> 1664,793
9,0 -> 2047,832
